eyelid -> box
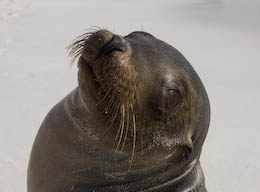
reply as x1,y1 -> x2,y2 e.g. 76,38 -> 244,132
167,89 -> 180,108
160,87 -> 181,112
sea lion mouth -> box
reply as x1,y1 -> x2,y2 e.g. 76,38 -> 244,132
97,35 -> 128,58
72,30 -> 134,100
79,33 -> 130,85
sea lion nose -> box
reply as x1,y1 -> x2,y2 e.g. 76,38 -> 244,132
99,35 -> 128,57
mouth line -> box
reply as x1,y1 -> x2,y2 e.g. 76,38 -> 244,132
96,35 -> 127,59
97,47 -> 125,59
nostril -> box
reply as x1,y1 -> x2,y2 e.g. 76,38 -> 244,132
98,35 -> 127,58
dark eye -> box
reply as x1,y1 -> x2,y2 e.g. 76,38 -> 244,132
162,88 -> 180,110
168,89 -> 180,107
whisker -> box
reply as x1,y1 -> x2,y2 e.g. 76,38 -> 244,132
101,94 -> 120,136
129,104 -> 136,171
66,29 -> 100,64
106,92 -> 117,113
115,104 -> 125,140
115,105 -> 125,152
120,104 -> 130,152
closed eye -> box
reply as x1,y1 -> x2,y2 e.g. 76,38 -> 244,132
167,89 -> 180,108
162,88 -> 180,111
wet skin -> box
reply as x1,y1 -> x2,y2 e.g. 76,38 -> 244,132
27,30 -> 210,192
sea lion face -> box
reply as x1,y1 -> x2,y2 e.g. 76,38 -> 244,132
68,29 -> 210,172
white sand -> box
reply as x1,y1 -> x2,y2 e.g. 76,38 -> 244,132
0,0 -> 259,191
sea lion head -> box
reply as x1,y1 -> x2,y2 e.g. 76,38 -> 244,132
68,29 -> 210,177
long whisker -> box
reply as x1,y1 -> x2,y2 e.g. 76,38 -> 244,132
101,94 -> 120,136
97,78 -> 115,106
121,104 -> 130,152
129,104 -> 136,171
115,102 -> 125,139
106,91 -> 117,112
66,30 -> 99,64
115,105 -> 125,152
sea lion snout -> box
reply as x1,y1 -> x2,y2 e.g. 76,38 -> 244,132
78,30 -> 131,64
98,35 -> 129,57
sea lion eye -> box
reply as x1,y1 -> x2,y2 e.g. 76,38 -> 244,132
167,89 -> 180,107
162,88 -> 180,110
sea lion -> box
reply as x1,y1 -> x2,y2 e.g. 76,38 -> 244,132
27,29 -> 210,192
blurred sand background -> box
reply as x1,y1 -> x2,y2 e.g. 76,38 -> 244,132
0,0 -> 259,191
